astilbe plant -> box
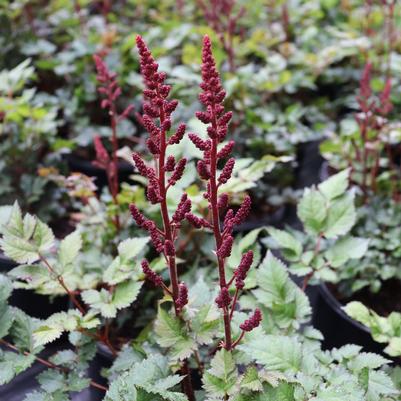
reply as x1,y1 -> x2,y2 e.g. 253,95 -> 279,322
129,35 -> 261,400
93,54 -> 134,230
129,35 -> 194,399
188,35 -> 260,350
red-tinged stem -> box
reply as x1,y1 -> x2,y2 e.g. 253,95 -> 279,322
103,319 -> 117,357
231,331 -> 245,349
0,339 -> 108,392
209,107 -> 232,351
109,103 -> 121,231
229,288 -> 240,320
39,254 -> 86,315
158,104 -> 180,311
156,97 -> 195,401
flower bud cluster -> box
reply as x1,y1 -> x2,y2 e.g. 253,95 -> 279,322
141,259 -> 163,287
240,308 -> 262,332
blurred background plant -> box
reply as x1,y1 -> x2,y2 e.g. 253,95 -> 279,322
3,0 -> 401,218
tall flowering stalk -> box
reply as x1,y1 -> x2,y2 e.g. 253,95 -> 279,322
129,36 -> 194,400
353,62 -> 392,199
93,54 -> 134,230
197,0 -> 245,72
188,36 -> 260,351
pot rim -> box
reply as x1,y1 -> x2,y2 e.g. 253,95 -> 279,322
318,282 -> 370,334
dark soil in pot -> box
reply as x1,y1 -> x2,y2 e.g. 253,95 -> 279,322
0,252 -> 68,319
312,282 -> 400,362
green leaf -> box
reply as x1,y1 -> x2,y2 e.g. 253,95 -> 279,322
203,349 -> 238,397
105,355 -> 187,401
190,303 -> 220,345
0,351 -> 36,385
298,189 -> 327,235
103,237 -> 149,285
154,307 -> 196,361
58,231 -> 82,268
325,236 -> 369,267
318,169 -> 350,200
112,280 -> 142,310
82,289 -> 116,318
344,302 -> 401,357
324,193 -> 356,238
240,366 -> 263,392
238,335 -> 302,372
267,228 -> 302,261
0,203 -> 54,264
253,252 -> 311,329
117,237 -> 149,261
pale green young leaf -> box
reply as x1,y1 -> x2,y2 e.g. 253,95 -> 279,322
58,231 -> 82,267
117,237 -> 149,261
324,193 -> 356,238
318,169 -> 350,200
191,303 -> 220,345
33,311 -> 81,347
268,227 -> 302,261
365,370 -> 399,401
103,237 -> 149,285
112,280 -> 142,309
0,207 -> 55,264
325,236 -> 369,267
297,189 -> 327,234
81,289 -> 116,318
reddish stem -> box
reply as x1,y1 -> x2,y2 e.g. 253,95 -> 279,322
109,103 -> 121,230
158,103 -> 180,311
209,107 -> 232,351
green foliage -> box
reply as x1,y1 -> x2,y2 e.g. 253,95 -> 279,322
33,310 -> 100,347
82,280 -> 142,318
339,197 -> 401,294
239,336 -> 399,401
154,306 -> 196,361
345,302 -> 401,357
203,349 -> 238,398
253,252 -> 311,331
105,355 -> 188,401
0,202 -> 54,264
267,170 -> 368,286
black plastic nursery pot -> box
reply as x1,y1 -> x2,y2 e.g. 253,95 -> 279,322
65,153 -> 133,190
0,252 -> 68,320
312,283 -> 393,358
295,140 -> 325,190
